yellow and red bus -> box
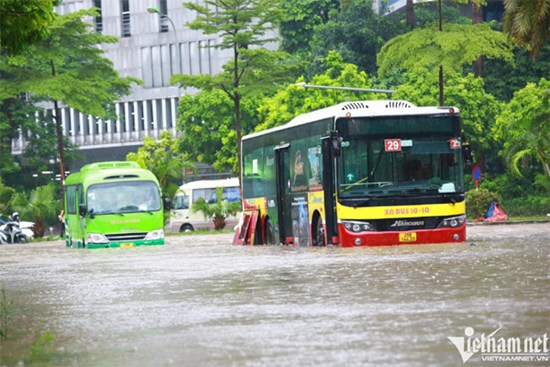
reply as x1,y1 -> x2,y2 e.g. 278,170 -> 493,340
234,100 -> 466,247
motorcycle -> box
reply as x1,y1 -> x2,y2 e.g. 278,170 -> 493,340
0,212 -> 27,244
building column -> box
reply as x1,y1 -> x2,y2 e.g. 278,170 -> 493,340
87,115 -> 94,145
115,103 -> 122,143
124,102 -> 131,142
69,108 -> 76,146
170,97 -> 178,136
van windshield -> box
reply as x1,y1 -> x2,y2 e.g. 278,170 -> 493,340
87,181 -> 161,214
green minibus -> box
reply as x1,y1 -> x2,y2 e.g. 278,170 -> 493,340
64,161 -> 165,249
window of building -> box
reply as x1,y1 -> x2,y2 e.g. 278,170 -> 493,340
121,0 -> 131,37
160,0 -> 169,33
94,0 -> 103,33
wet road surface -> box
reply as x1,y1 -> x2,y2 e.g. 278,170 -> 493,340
0,222 -> 549,366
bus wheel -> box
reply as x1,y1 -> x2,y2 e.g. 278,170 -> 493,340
180,224 -> 194,232
313,217 -> 325,247
265,219 -> 276,245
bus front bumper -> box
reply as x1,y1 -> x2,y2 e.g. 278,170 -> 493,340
337,223 -> 466,247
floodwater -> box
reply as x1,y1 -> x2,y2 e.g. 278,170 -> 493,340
0,223 -> 549,367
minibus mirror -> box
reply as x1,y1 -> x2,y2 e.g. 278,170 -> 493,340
79,204 -> 87,217
164,197 -> 171,210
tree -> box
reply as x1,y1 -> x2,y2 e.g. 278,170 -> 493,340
0,9 -> 139,189
191,187 -> 241,230
126,131 -> 193,201
10,183 -> 58,238
278,0 -> 339,57
309,0 -> 383,77
503,0 -> 550,60
176,89 -> 261,173
377,22 -> 514,105
393,69 -> 502,166
494,78 -> 550,180
0,0 -> 57,55
257,51 -> 385,131
173,0 -> 299,178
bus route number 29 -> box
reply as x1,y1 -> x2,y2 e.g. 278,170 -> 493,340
385,139 -> 402,152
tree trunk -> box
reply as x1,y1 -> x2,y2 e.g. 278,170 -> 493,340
50,60 -> 66,190
406,0 -> 415,29
233,43 -> 242,183
472,1 -> 484,77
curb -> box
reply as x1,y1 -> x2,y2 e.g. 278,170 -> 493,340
467,220 -> 550,226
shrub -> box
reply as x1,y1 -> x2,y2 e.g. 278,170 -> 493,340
501,195 -> 550,216
465,188 -> 501,219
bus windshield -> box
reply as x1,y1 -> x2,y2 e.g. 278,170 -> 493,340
87,180 -> 162,214
337,115 -> 464,200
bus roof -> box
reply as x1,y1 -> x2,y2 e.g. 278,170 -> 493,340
177,178 -> 239,193
242,100 -> 459,141
65,161 -> 158,186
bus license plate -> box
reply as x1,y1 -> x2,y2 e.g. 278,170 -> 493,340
120,243 -> 134,248
399,232 -> 417,242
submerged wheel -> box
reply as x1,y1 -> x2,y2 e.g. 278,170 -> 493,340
180,224 -> 194,232
313,216 -> 326,247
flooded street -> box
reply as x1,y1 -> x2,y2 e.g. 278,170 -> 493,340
1,222 -> 549,366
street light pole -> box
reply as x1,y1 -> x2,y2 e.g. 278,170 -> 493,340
147,5 -> 181,74
295,82 -> 393,95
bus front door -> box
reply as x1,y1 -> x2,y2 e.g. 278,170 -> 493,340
275,144 -> 292,244
321,133 -> 339,245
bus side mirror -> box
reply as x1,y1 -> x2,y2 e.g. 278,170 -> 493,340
79,204 -> 87,217
164,197 -> 171,210
332,136 -> 342,157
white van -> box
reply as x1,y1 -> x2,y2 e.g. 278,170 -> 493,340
168,178 -> 240,232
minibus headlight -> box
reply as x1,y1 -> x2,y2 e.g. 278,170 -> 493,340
144,229 -> 164,240
342,221 -> 376,233
438,215 -> 466,228
86,233 -> 109,243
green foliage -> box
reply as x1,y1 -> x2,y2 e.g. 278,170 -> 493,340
494,78 -> 550,180
465,188 -> 502,219
501,195 -> 550,216
0,178 -> 15,214
126,131 -> 193,201
190,187 -> 241,230
278,0 -> 340,57
377,23 -> 514,79
503,0 -> 550,60
393,69 -> 502,163
484,44 -> 550,102
0,1 -> 57,55
257,51 -> 384,131
309,0 -> 382,77
176,90 -> 260,173
26,330 -> 54,363
10,183 -> 59,237
0,286 -> 15,340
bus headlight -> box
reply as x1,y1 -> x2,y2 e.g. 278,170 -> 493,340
438,215 -> 466,228
86,233 -> 109,243
342,221 -> 376,233
144,229 -> 164,240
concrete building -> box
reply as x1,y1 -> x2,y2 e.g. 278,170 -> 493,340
11,0 -> 234,174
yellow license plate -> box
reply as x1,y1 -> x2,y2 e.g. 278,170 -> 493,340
120,243 -> 134,248
399,232 -> 417,242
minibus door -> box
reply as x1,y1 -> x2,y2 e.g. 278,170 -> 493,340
275,143 -> 292,244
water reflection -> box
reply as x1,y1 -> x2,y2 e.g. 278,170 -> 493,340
0,224 -> 548,366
